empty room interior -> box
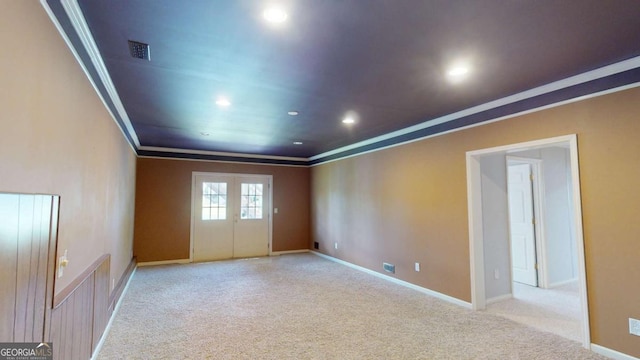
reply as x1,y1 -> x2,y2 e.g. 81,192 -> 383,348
1,1 -> 639,359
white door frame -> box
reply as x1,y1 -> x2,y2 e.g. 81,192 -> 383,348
506,156 -> 548,289
466,134 -> 590,348
190,171 -> 274,262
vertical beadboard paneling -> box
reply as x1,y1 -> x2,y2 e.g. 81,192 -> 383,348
70,283 -> 82,358
45,253 -> 137,359
92,259 -> 110,352
14,195 -> 36,341
32,195 -> 53,340
63,291 -> 75,358
50,274 -> 95,360
0,194 -> 54,342
77,275 -> 95,358
0,194 -> 20,341
84,275 -> 96,358
48,255 -> 110,360
48,299 -> 62,360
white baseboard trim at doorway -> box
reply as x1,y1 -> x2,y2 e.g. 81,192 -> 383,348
137,259 -> 191,267
486,293 -> 513,304
591,344 -> 639,360
311,251 -> 471,309
271,249 -> 310,255
548,278 -> 578,289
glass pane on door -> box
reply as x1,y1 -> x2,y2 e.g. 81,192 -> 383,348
240,183 -> 263,219
202,182 -> 227,220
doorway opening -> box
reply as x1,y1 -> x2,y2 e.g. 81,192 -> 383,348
466,134 -> 590,348
190,172 -> 273,262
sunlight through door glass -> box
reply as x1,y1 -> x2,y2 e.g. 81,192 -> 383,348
202,182 -> 227,220
240,183 -> 263,219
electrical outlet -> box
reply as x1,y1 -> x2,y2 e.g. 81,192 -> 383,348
494,269 -> 500,280
334,242 -> 338,250
630,318 -> 640,336
313,242 -> 319,250
274,208 -> 278,214
415,262 -> 420,272
383,263 -> 395,274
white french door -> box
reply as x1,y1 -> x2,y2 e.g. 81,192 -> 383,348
191,173 -> 271,262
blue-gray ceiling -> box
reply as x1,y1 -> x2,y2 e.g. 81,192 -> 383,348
45,0 -> 640,165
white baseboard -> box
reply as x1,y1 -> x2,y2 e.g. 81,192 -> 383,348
271,249 -> 310,256
311,251 -> 471,309
91,266 -> 137,360
486,293 -> 513,304
139,252 -> 311,265
591,344 -> 639,360
137,259 -> 191,267
548,278 -> 579,289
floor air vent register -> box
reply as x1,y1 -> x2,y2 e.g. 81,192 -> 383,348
383,262 -> 395,274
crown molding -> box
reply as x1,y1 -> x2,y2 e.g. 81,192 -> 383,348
310,56 -> 640,162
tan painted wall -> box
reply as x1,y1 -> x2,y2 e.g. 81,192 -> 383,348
311,87 -> 640,356
0,2 -> 136,297
134,158 -> 310,262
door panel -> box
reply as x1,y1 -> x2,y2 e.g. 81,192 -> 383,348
192,174 -> 270,261
508,163 -> 538,286
193,174 -> 235,261
233,177 -> 269,258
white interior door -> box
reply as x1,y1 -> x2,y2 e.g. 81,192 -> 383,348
507,163 -> 538,286
192,173 -> 270,262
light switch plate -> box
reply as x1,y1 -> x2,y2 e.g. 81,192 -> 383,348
58,249 -> 68,278
58,256 -> 65,278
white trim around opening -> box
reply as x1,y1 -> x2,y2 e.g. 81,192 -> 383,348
465,134 -> 591,349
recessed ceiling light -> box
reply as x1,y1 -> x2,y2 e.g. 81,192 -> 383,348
446,62 -> 471,83
293,141 -> 303,145
215,97 -> 231,107
288,111 -> 299,116
342,111 -> 359,125
263,6 -> 288,24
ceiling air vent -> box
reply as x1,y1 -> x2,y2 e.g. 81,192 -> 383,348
128,40 -> 150,61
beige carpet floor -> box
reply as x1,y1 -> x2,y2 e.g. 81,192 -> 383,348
486,281 -> 582,342
97,253 -> 605,359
